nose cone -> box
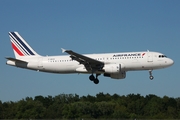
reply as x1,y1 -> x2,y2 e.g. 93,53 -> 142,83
168,58 -> 174,66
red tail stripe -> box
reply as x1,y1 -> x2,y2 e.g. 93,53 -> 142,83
11,42 -> 24,56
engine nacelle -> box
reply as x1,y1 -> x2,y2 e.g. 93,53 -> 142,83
103,63 -> 126,79
104,71 -> 126,79
103,63 -> 125,74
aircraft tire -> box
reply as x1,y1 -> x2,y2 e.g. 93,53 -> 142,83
94,79 -> 99,84
149,76 -> 154,80
89,75 -> 95,81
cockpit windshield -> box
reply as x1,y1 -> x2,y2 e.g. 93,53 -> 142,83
159,55 -> 167,58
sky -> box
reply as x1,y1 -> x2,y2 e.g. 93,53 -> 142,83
0,0 -> 179,102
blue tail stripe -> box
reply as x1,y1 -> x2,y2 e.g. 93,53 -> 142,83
11,32 -> 35,55
9,33 -> 29,55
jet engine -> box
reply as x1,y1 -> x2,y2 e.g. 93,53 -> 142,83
103,63 -> 126,79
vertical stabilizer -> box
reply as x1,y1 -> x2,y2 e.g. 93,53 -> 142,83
9,32 -> 40,59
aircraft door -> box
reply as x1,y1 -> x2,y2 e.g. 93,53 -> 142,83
147,52 -> 153,62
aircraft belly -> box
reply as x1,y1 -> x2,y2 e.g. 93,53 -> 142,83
27,62 -> 38,70
125,60 -> 155,71
42,63 -> 78,73
57,65 -> 77,73
125,63 -> 142,71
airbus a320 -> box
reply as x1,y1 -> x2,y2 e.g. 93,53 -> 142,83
6,32 -> 174,84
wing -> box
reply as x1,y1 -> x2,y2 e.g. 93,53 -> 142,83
62,48 -> 104,72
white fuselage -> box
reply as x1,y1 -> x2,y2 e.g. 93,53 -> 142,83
6,32 -> 174,84
7,51 -> 174,74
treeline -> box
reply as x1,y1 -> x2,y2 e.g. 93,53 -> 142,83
0,93 -> 180,119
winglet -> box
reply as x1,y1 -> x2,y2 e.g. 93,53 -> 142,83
61,48 -> 66,53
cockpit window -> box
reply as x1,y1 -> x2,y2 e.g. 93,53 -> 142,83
159,55 -> 167,58
163,55 -> 167,57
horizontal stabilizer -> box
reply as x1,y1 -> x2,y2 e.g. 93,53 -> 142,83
6,57 -> 28,63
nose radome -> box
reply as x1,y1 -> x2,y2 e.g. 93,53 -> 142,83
169,58 -> 174,66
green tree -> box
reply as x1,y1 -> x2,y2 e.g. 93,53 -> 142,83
15,97 -> 45,119
96,101 -> 115,118
143,95 -> 163,118
176,97 -> 180,118
96,92 -> 111,102
1,93 -> 180,119
0,100 -> 3,119
113,104 -> 129,118
2,101 -> 17,119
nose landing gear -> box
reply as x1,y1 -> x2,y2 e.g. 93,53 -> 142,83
149,70 -> 154,80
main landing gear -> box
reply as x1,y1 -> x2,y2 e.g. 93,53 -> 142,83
149,70 -> 154,80
89,74 -> 100,84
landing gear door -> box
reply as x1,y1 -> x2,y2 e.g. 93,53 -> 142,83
147,52 -> 153,62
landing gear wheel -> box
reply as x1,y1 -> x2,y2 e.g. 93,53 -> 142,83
149,76 -> 154,80
149,70 -> 154,80
89,74 -> 100,84
89,75 -> 95,81
93,79 -> 99,84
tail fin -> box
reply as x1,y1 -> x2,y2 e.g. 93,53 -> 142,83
9,32 -> 40,58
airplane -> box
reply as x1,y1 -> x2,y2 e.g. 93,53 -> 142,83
6,32 -> 174,84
